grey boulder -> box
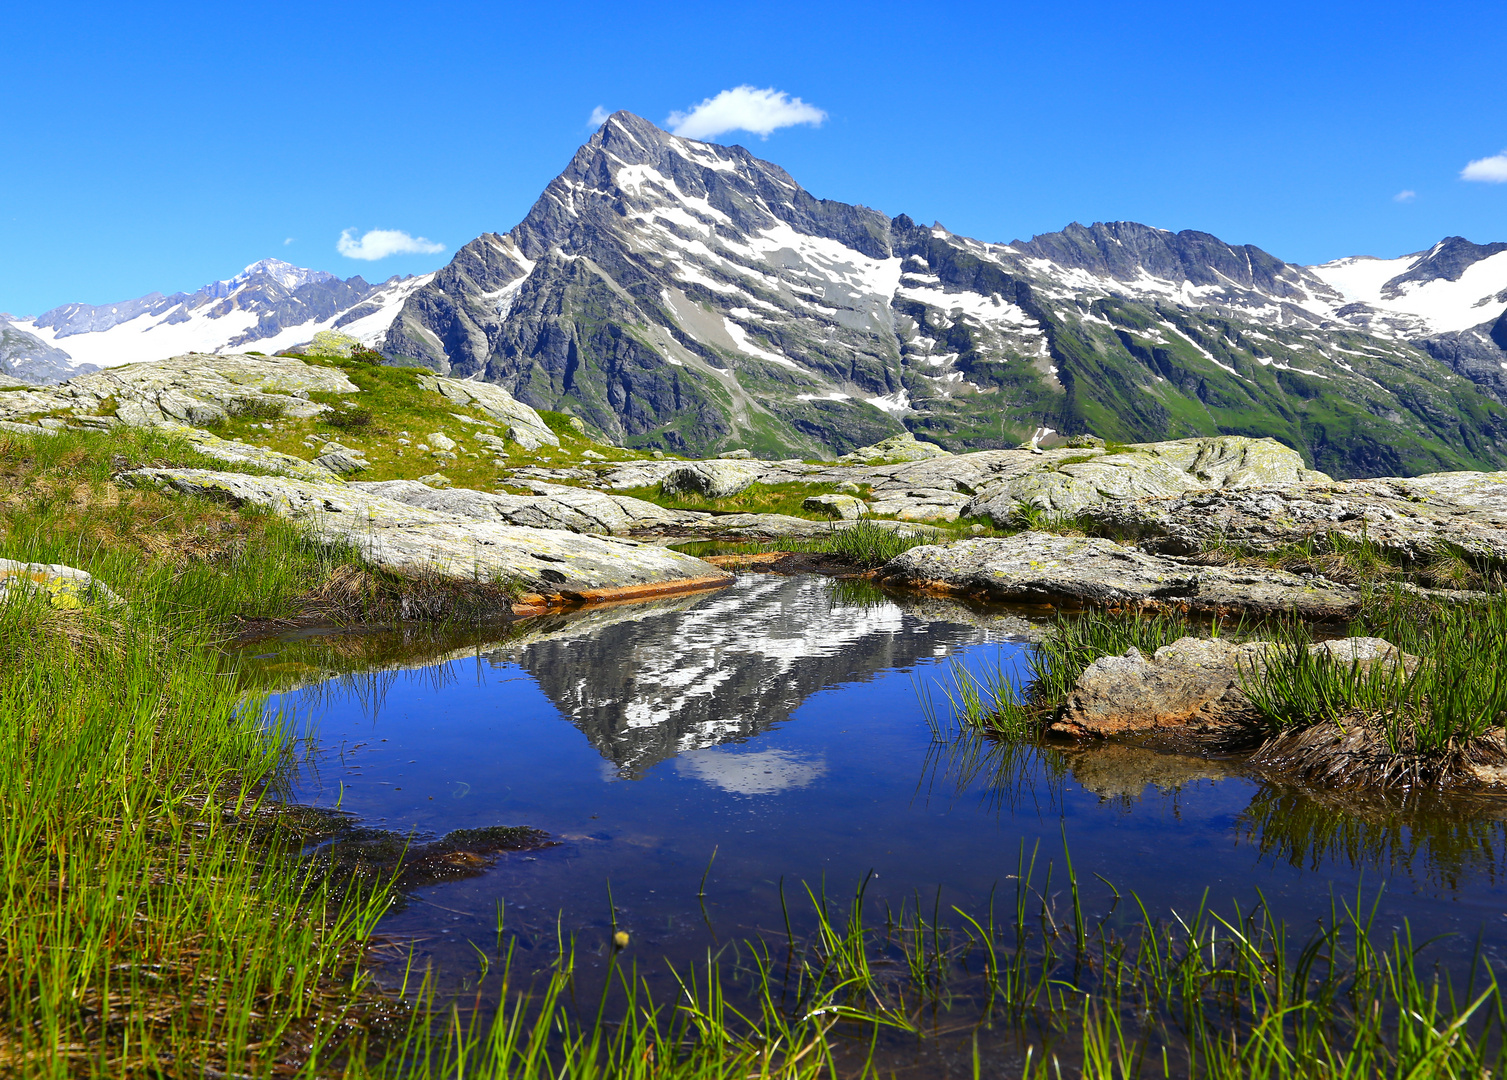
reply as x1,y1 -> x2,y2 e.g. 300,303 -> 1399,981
353,479 -> 707,535
661,460 -> 764,499
0,559 -> 125,608
121,469 -> 731,602
879,532 -> 1361,618
1054,635 -> 1414,738
802,494 -> 868,520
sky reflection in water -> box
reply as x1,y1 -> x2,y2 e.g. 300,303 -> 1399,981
260,574 -> 1507,992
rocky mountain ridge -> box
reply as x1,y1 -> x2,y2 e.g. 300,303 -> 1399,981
374,113 -> 1507,475
0,259 -> 428,382
8,115 -> 1507,477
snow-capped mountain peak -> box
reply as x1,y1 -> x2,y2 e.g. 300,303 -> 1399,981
206,258 -> 337,298
0,261 -> 431,381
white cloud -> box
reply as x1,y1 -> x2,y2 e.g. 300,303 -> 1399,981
1393,189 -> 1416,202
336,228 -> 445,261
588,105 -> 611,127
283,236 -> 295,245
1461,151 -> 1507,183
666,86 -> 827,140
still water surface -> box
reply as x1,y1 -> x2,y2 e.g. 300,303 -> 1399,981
257,573 -> 1507,1019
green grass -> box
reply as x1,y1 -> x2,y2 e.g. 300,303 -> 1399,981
616,479 -> 870,519
1245,592 -> 1507,760
673,518 -> 939,570
196,352 -> 669,492
0,430 -> 400,1074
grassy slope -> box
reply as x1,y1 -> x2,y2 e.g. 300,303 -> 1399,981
0,426 -> 402,1075
210,354 -> 671,491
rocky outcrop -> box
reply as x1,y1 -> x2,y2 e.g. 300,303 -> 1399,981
837,432 -> 951,464
352,479 -> 705,535
413,373 -> 558,450
963,437 -> 1328,521
1077,471 -> 1507,562
169,425 -> 344,483
0,353 -> 354,428
0,560 -> 124,609
661,460 -> 764,499
679,513 -> 943,541
0,353 -> 559,458
1053,635 -> 1413,738
121,468 -> 731,604
585,436 -> 1331,524
879,532 -> 1362,618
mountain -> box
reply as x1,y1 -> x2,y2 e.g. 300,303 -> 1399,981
9,115 -> 1507,477
0,259 -> 431,384
377,112 -> 1507,477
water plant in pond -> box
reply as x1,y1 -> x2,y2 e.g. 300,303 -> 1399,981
940,593 -> 1507,787
336,853 -> 1507,1078
1241,593 -> 1507,785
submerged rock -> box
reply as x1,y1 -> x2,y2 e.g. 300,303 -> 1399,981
879,532 -> 1361,618
121,468 -> 732,603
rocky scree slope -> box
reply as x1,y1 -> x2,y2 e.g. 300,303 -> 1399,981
375,112 -> 1507,476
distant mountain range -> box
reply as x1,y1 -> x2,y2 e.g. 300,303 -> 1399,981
6,113 -> 1507,475
0,259 -> 428,383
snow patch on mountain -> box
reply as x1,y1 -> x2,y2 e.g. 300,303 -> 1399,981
1311,250 -> 1507,333
5,266 -> 429,378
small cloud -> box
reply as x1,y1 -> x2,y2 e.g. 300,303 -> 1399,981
1461,150 -> 1507,183
588,105 -> 611,127
283,236 -> 296,245
666,85 -> 826,140
336,228 -> 445,261
1393,190 -> 1416,202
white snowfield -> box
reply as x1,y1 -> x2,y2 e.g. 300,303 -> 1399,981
1310,248 -> 1507,334
7,268 -> 433,372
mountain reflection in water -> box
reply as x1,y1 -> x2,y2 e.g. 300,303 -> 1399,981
254,573 -> 1507,997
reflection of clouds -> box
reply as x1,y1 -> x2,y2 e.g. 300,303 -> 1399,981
675,747 -> 827,795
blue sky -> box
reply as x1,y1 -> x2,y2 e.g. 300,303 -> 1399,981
2,0 -> 1503,315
